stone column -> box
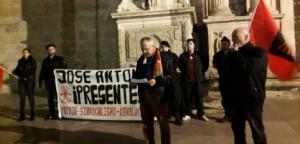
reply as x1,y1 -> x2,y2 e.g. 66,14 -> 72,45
247,0 -> 278,14
247,0 -> 257,13
266,0 -> 278,13
208,0 -> 233,16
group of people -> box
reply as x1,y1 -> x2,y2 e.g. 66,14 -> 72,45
12,27 -> 268,144
13,44 -> 66,121
133,27 -> 268,144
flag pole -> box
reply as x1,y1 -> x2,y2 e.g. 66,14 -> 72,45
0,66 -> 19,79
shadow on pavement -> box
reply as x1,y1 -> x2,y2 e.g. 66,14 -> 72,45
0,125 -> 143,144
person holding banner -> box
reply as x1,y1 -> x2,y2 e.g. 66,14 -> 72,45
39,44 -> 66,120
228,27 -> 268,144
132,37 -> 171,144
13,48 -> 37,121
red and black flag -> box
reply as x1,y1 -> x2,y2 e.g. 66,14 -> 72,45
0,67 -> 4,91
249,0 -> 298,80
153,48 -> 163,77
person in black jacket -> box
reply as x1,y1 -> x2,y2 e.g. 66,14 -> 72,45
39,44 -> 66,120
13,48 -> 37,121
160,41 -> 182,125
132,37 -> 171,144
229,27 -> 268,144
213,36 -> 231,122
179,39 -> 209,121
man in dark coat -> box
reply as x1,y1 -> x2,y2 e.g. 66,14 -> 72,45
39,44 -> 66,120
228,27 -> 268,144
13,48 -> 37,121
179,39 -> 209,121
132,37 -> 172,144
213,36 -> 231,122
160,41 -> 182,125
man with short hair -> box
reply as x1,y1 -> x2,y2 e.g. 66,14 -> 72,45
132,37 -> 171,144
179,39 -> 209,121
39,44 -> 66,120
229,27 -> 268,144
213,36 -> 232,122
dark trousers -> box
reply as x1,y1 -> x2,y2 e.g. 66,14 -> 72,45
219,83 -> 230,117
183,81 -> 205,116
169,75 -> 182,118
18,79 -> 35,118
45,80 -> 57,117
230,108 -> 267,144
140,93 -> 170,144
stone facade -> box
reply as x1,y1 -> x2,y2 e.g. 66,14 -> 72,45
0,0 -> 299,93
295,0 -> 300,62
202,0 -> 292,71
0,0 -> 122,93
112,1 -> 196,67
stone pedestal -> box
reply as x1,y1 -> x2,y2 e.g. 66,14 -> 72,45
207,0 -> 234,17
112,7 -> 196,67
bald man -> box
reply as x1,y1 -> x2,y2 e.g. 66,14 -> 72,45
228,27 -> 268,144
132,37 -> 172,144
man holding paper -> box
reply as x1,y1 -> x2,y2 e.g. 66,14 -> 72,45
132,37 -> 172,144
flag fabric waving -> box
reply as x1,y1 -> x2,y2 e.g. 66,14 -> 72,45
0,68 -> 4,91
249,0 -> 298,80
153,48 -> 163,77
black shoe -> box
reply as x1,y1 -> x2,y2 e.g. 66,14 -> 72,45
219,116 -> 230,123
45,115 -> 53,120
46,115 -> 58,120
174,117 -> 183,126
29,116 -> 35,121
52,115 -> 58,120
18,116 -> 25,121
198,115 -> 209,122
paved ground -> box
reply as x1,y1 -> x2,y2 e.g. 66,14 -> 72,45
0,92 -> 299,144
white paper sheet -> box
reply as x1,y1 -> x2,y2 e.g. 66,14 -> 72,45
131,78 -> 148,84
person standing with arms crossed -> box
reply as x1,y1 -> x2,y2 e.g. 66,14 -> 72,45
179,39 -> 209,121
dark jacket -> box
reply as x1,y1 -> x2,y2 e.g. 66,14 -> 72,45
213,50 -> 230,83
228,42 -> 268,110
179,52 -> 204,84
39,55 -> 66,83
133,51 -> 173,103
161,50 -> 179,98
161,50 -> 179,72
13,56 -> 37,80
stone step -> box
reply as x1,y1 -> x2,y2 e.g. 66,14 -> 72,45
207,91 -> 300,100
208,78 -> 300,91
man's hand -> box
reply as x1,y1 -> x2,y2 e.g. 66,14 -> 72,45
207,69 -> 217,80
232,43 -> 240,51
148,79 -> 156,87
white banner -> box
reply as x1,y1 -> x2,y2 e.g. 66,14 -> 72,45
54,68 -> 141,121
